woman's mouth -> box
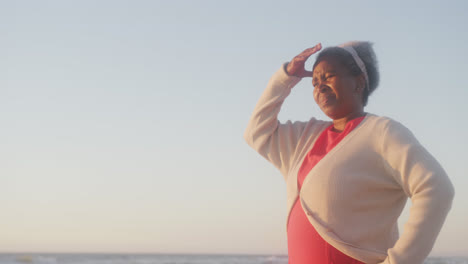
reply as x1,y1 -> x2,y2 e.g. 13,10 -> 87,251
321,94 -> 335,106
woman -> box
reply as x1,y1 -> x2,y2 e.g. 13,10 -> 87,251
244,42 -> 454,264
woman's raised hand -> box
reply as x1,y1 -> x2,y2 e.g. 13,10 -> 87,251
286,43 -> 322,78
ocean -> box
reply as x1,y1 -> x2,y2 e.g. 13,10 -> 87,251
0,254 -> 467,264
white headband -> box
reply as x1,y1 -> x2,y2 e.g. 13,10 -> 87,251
339,44 -> 369,91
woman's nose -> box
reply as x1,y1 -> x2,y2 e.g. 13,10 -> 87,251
318,84 -> 329,93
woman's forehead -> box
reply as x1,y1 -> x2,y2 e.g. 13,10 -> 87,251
313,57 -> 343,75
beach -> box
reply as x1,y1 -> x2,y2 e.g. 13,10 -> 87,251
0,254 -> 467,264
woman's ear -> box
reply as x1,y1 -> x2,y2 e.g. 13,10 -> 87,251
355,74 -> 366,93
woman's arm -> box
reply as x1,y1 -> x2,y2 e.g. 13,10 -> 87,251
244,44 -> 322,178
379,120 -> 455,264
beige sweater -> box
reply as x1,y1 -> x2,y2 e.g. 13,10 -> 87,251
244,65 -> 455,264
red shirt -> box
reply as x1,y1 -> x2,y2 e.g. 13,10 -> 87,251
287,116 -> 365,264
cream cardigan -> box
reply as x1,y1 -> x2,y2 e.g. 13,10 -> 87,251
244,65 -> 455,264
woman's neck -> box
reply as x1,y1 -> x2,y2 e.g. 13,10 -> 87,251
332,111 -> 366,132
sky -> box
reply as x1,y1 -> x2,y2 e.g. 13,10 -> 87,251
1,0 -> 467,257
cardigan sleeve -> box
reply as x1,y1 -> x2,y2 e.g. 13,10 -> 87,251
378,120 -> 455,264
244,64 -> 311,179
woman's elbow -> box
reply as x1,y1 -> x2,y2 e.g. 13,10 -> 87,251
433,174 -> 455,208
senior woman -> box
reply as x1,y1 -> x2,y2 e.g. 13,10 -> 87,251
244,42 -> 454,264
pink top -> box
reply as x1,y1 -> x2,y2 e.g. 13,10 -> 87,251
287,116 -> 365,264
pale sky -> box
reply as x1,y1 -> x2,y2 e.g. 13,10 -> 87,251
1,0 -> 467,256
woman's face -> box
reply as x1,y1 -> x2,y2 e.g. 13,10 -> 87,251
312,56 -> 363,120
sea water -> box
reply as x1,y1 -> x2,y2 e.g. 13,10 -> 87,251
0,254 -> 467,264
